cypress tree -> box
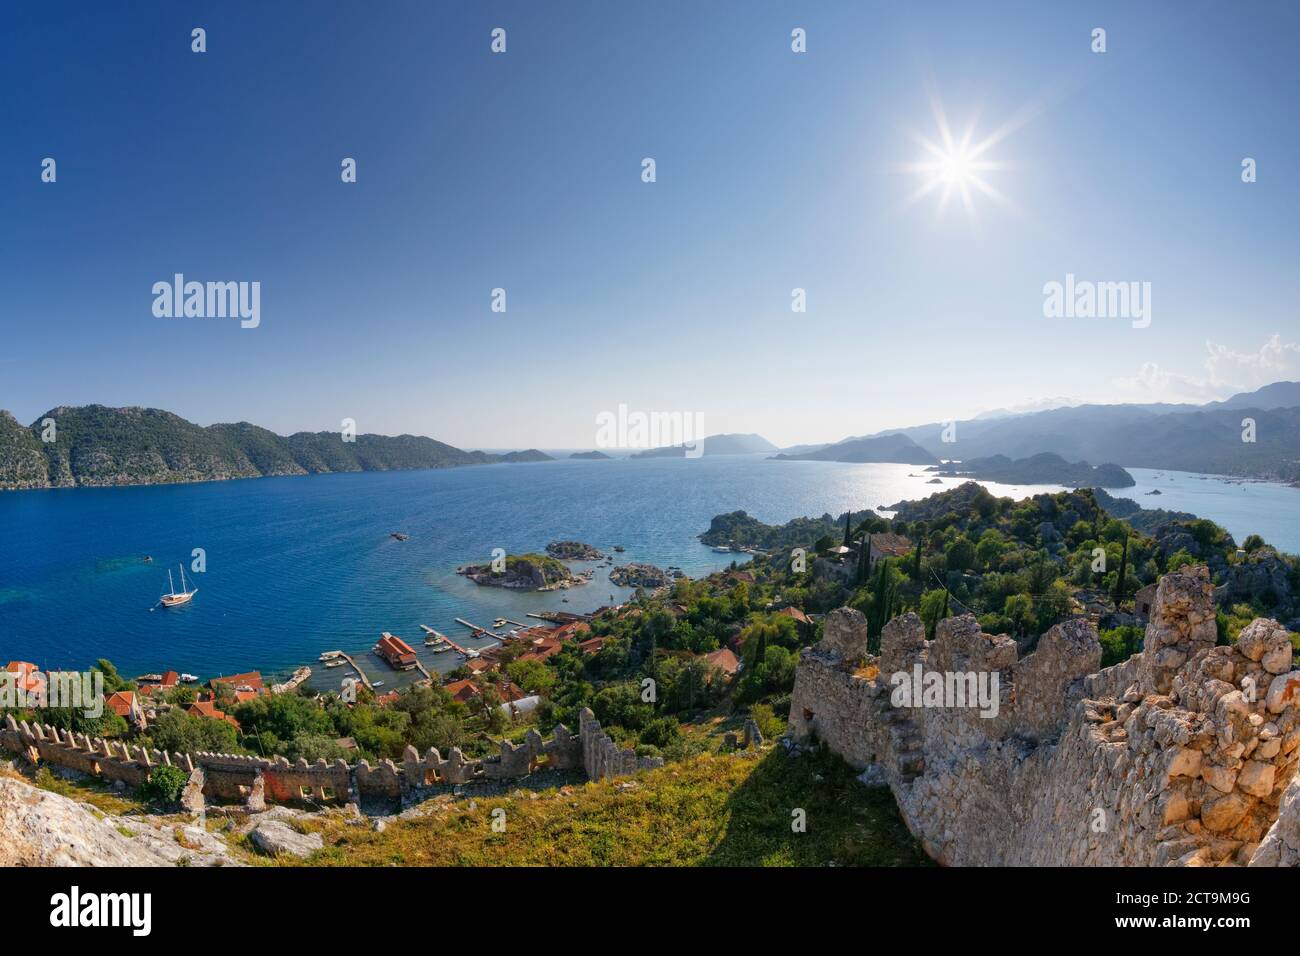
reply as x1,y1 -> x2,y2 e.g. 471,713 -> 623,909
1113,536 -> 1129,606
843,511 -> 853,547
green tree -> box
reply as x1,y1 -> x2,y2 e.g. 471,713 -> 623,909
1113,536 -> 1129,605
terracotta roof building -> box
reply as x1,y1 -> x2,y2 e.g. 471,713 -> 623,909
703,647 -> 741,677
868,533 -> 914,563
104,690 -> 145,726
3,661 -> 43,694
188,699 -> 240,730
375,633 -> 418,670
210,671 -> 265,694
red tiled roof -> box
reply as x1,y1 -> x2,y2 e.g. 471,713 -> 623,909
188,700 -> 240,729
578,636 -> 607,655
376,633 -> 417,665
104,691 -> 139,719
211,671 -> 264,692
869,533 -> 914,558
4,661 -> 43,693
160,670 -> 180,686
776,606 -> 812,626
703,647 -> 741,676
442,679 -> 481,703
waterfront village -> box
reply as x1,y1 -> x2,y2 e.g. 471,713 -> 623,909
4,485 -> 1299,865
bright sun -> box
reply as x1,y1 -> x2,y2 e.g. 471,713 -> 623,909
901,95 -> 1011,217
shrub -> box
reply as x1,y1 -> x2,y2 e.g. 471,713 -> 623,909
139,764 -> 189,805
748,703 -> 785,740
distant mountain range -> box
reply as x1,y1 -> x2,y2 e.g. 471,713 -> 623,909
628,433 -> 777,458
5,381 -> 1297,492
771,432 -> 938,465
0,405 -> 551,490
776,382 -> 1300,483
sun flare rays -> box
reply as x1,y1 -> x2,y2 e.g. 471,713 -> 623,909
898,93 -> 1014,219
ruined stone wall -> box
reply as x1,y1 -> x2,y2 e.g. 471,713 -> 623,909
789,567 -> 1300,867
0,706 -> 664,810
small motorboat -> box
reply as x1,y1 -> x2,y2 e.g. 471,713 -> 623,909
431,644 -> 453,653
325,660 -> 346,668
319,650 -> 342,661
493,618 -> 507,629
712,545 -> 731,553
179,673 -> 198,683
390,532 -> 409,541
372,680 -> 385,687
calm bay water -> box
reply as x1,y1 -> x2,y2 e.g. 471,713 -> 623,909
1108,468 -> 1300,553
2,456 -> 1294,687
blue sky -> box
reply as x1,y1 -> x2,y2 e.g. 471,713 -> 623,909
2,1 -> 1297,448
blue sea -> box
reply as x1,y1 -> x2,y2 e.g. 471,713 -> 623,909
2,457 -> 1295,689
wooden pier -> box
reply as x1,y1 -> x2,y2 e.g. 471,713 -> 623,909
335,651 -> 372,690
454,617 -> 506,641
425,623 -> 500,657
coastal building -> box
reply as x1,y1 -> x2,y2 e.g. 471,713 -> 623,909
775,605 -> 812,631
139,670 -> 180,697
867,533 -> 914,567
703,647 -> 741,678
210,671 -> 265,695
578,635 -> 608,655
104,690 -> 146,728
188,698 -> 240,730
375,633 -> 418,670
443,678 -> 482,704
2,661 -> 43,695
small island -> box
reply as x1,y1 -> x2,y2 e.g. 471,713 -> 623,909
545,540 -> 605,560
569,450 -> 612,460
457,553 -> 585,590
609,563 -> 671,588
927,453 -> 1135,489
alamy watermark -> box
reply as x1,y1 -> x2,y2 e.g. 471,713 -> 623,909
1,669 -> 104,718
1042,274 -> 1150,329
889,664 -> 1000,718
595,404 -> 705,457
152,274 -> 260,329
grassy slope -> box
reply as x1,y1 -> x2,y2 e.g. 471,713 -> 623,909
293,747 -> 931,867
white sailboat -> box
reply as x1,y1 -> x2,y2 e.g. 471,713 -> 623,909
160,564 -> 198,607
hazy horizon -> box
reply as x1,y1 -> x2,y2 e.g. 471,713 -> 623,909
5,1 -> 1298,448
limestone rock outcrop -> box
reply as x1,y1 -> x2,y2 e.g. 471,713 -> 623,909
0,774 -> 239,866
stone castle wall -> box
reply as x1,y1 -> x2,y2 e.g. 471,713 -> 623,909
789,566 -> 1300,866
0,706 -> 662,810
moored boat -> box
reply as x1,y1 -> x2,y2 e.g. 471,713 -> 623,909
160,565 -> 198,607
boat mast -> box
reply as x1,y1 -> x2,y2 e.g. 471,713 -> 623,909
167,569 -> 175,596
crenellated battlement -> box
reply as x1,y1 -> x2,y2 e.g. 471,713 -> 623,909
789,566 -> 1300,867
0,706 -> 664,811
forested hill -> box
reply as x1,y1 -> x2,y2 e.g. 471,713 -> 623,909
0,405 -> 539,490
